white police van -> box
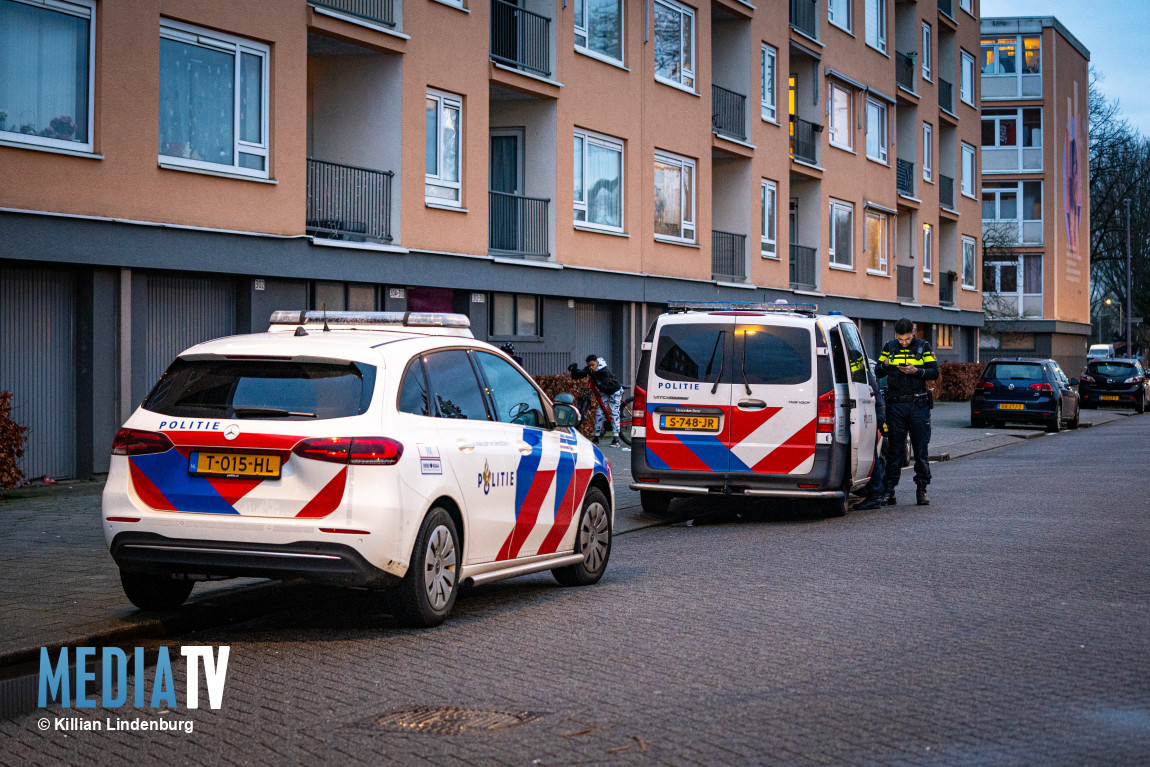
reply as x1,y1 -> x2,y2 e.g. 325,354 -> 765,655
102,311 -> 613,627
629,302 -> 877,517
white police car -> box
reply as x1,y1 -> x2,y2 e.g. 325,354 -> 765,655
102,311 -> 613,627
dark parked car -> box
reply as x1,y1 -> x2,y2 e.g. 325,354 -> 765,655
1079,358 -> 1148,414
971,358 -> 1080,432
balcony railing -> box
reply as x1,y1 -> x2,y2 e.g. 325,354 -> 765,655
896,51 -> 916,91
712,231 -> 747,282
897,158 -> 915,197
939,77 -> 955,113
712,85 -> 747,142
790,116 -> 820,165
310,0 -> 395,27
939,173 -> 956,209
938,0 -> 954,19
306,158 -> 393,243
790,244 -> 818,291
490,0 -> 551,77
897,265 -> 916,301
489,191 -> 550,260
790,0 -> 818,39
940,271 -> 956,306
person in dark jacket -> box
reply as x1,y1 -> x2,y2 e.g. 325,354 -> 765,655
867,318 -> 938,506
569,355 -> 623,446
857,362 -> 891,508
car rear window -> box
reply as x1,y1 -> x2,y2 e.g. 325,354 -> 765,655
744,325 -> 812,385
654,323 -> 729,383
1089,361 -> 1135,377
143,359 -> 376,420
983,363 -> 1044,381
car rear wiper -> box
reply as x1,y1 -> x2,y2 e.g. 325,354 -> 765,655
230,407 -> 316,419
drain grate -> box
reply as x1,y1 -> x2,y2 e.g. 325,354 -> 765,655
376,706 -> 543,734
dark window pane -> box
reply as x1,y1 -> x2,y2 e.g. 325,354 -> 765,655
475,352 -> 545,426
398,360 -> 432,417
654,323 -> 729,383
984,363 -> 1043,381
981,119 -> 995,146
743,325 -> 813,385
423,350 -> 490,420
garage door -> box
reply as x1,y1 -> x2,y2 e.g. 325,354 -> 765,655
145,274 -> 236,387
573,302 -> 615,370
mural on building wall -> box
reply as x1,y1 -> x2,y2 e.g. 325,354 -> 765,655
1063,87 -> 1084,285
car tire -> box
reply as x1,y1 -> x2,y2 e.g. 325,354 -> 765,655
640,490 -> 673,516
119,570 -> 194,611
822,471 -> 850,518
1136,395 -> 1146,415
553,488 -> 612,587
388,507 -> 460,628
1068,406 -> 1080,429
1045,403 -> 1061,433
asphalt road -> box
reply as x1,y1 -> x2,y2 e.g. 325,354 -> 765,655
3,416 -> 1148,766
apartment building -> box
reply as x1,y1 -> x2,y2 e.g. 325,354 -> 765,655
0,0 -> 983,479
978,16 -> 1091,371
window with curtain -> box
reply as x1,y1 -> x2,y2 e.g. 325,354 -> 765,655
961,51 -> 976,104
865,0 -> 886,53
575,0 -> 623,65
574,129 -> 623,231
654,151 -> 695,242
962,236 -> 976,288
828,0 -> 851,32
865,98 -> 887,162
654,0 -> 693,90
866,211 -> 887,273
922,223 -> 933,280
425,91 -> 462,204
921,23 -> 932,80
922,122 -> 933,181
962,143 -> 976,195
761,180 -> 777,257
829,83 -> 852,149
491,293 -> 540,337
0,0 -> 94,151
761,45 -> 777,122
829,200 -> 853,267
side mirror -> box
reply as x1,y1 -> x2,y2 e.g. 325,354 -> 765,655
553,403 -> 581,428
1069,378 -> 1080,386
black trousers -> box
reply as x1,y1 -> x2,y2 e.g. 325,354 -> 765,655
884,400 -> 931,489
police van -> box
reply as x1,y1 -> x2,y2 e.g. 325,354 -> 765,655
102,311 -> 613,627
629,302 -> 878,517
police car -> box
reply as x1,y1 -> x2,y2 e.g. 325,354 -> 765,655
630,302 -> 878,517
102,311 -> 613,627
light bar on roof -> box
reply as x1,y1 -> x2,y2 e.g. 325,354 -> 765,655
268,310 -> 471,329
666,301 -> 819,314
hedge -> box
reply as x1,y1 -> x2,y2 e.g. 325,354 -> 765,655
0,392 -> 27,491
934,362 -> 987,402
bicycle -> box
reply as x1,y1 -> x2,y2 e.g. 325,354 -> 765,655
575,378 -> 632,446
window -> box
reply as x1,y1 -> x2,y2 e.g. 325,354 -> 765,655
742,326 -> 813,385
865,98 -> 887,163
922,223 -> 933,281
654,0 -> 694,90
398,359 -> 433,417
922,23 -> 932,80
959,0 -> 972,13
840,323 -> 869,385
313,281 -> 378,311
491,293 -> 540,337
761,44 -> 777,122
0,0 -> 95,153
761,179 -> 777,257
982,180 -> 1042,245
981,36 -> 1040,99
983,254 -> 1043,318
474,352 -> 546,427
865,0 -> 886,53
828,0 -> 851,33
654,151 -> 696,242
962,236 -> 977,288
936,324 -> 954,350
961,143 -> 976,196
865,211 -> 888,273
423,351 -> 491,421
981,108 -> 1042,172
960,51 -> 976,105
574,0 -> 623,65
829,83 -> 852,150
425,91 -> 462,204
829,200 -> 854,268
159,20 -> 269,178
922,123 -> 933,181
655,324 -> 729,384
574,128 -> 624,231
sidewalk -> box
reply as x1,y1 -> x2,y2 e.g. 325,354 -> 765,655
0,403 -> 1136,666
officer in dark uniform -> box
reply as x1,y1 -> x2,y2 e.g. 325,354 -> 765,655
868,318 -> 938,506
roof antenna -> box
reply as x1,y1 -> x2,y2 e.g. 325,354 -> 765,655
294,307 -> 308,336
322,303 -> 330,332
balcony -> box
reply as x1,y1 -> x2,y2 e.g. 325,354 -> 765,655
897,265 -> 916,301
939,78 -> 955,114
939,174 -> 956,210
489,191 -> 550,260
896,51 -> 916,92
490,0 -> 551,77
940,271 -> 956,306
712,231 -> 747,282
310,0 -> 395,27
789,244 -> 818,291
712,85 -> 747,142
897,158 -> 915,197
306,158 -> 393,243
790,0 -> 818,40
790,116 -> 821,165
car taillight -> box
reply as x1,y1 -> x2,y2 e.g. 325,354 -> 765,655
292,437 -> 403,465
632,386 -> 647,428
1080,375 -> 1095,383
111,428 -> 174,456
978,381 -> 996,389
1029,383 -> 1053,392
1124,376 -> 1143,384
817,390 -> 835,433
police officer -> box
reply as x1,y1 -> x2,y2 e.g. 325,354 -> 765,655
856,362 -> 890,508
869,318 -> 938,506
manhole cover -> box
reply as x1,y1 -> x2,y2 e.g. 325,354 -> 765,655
376,706 -> 543,734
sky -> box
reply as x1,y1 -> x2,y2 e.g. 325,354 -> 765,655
981,0 -> 1150,132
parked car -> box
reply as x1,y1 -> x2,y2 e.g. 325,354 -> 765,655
103,311 -> 613,626
630,302 -> 878,518
1079,358 -> 1148,413
970,358 -> 1080,432
1087,343 -> 1117,360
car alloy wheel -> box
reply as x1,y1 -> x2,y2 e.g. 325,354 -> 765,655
422,524 -> 457,611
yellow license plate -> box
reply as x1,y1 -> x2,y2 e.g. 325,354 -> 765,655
997,403 -> 1025,410
1100,395 -> 1120,401
661,415 -> 720,431
190,452 -> 281,479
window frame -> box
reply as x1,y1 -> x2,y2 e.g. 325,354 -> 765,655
654,149 -> 696,244
981,107 -> 1043,173
761,44 -> 778,123
425,89 -> 463,206
922,122 -> 933,182
936,324 -> 954,350
982,254 -> 1043,318
960,50 -> 976,105
158,18 -> 271,179
828,82 -> 853,151
573,127 -> 625,234
761,178 -> 778,258
1,0 -> 97,155
865,97 -> 888,163
922,223 -> 933,282
865,210 -> 889,275
653,0 -> 695,92
921,22 -> 932,81
982,180 -> 1043,243
959,0 -> 973,14
828,0 -> 852,34
828,199 -> 854,269
574,0 -> 624,67
489,292 -> 542,339
961,235 -> 977,289
961,142 -> 976,197
865,0 -> 886,54
981,35 -> 1041,100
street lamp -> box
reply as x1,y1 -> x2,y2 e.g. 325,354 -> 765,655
1104,297 -> 1124,348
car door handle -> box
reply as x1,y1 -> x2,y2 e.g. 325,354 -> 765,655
515,440 -> 535,455
455,440 -> 475,453
737,399 -> 767,410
